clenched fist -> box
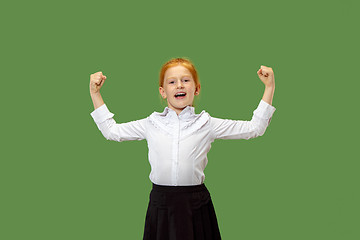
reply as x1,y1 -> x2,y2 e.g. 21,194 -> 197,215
257,65 -> 275,88
90,71 -> 107,94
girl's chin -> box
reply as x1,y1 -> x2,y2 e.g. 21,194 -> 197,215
175,105 -> 187,110
168,99 -> 193,110
171,102 -> 189,107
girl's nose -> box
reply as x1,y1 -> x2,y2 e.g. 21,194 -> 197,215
177,81 -> 184,88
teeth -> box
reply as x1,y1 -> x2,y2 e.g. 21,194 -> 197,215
175,93 -> 186,97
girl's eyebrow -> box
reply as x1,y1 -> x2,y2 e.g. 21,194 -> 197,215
166,75 -> 192,80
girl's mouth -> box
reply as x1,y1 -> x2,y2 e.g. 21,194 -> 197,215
175,92 -> 186,99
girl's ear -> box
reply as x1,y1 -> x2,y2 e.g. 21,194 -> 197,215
195,84 -> 201,95
159,87 -> 166,99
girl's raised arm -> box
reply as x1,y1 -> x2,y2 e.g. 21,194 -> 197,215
89,71 -> 147,142
257,65 -> 275,106
209,66 -> 276,140
90,71 -> 106,109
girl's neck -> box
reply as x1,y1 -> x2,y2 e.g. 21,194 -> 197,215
168,105 -> 193,115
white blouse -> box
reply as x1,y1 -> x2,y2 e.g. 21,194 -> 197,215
90,100 -> 276,186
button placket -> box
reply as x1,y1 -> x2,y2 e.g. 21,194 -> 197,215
171,115 -> 180,185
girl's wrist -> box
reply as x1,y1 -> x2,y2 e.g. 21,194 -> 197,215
90,91 -> 101,96
265,84 -> 275,90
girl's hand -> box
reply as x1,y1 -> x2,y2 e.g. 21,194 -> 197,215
90,71 -> 107,94
257,65 -> 275,88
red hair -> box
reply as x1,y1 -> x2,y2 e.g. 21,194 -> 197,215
159,57 -> 200,89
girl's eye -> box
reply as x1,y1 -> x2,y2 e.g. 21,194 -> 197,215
183,79 -> 190,82
169,81 -> 175,84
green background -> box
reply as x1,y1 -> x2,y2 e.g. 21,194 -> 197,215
1,0 -> 359,239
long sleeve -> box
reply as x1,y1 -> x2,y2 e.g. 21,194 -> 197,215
90,104 -> 147,142
210,100 -> 276,140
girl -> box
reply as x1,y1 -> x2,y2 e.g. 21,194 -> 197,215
89,58 -> 276,239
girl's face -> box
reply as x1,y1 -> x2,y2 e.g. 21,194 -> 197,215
159,65 -> 200,115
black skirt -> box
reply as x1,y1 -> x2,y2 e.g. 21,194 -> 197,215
143,183 -> 221,240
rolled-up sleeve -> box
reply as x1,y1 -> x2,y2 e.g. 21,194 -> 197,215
90,104 -> 147,142
210,100 -> 276,140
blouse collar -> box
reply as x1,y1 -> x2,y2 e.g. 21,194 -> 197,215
148,105 -> 210,136
159,105 -> 196,120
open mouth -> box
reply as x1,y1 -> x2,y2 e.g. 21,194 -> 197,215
175,92 -> 186,99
